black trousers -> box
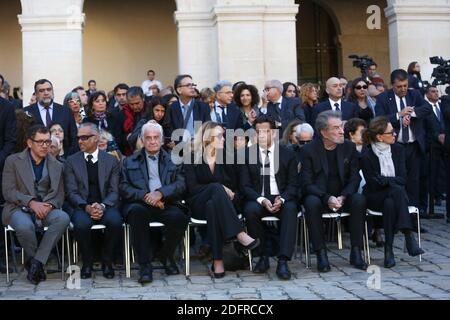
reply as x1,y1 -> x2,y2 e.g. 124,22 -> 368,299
126,203 -> 188,266
188,183 -> 244,260
446,153 -> 450,218
303,193 -> 366,252
243,199 -> 298,260
366,185 -> 413,246
71,208 -> 123,266
400,142 -> 421,206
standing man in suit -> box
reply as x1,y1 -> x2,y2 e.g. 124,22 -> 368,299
2,125 -> 70,284
24,79 -> 78,154
312,77 -> 359,126
120,122 -> 189,284
64,123 -> 123,279
170,75 -> 211,143
375,69 -> 432,207
0,95 -> 17,273
301,111 -> 367,272
441,95 -> 450,223
212,80 -> 244,130
241,115 -> 299,280
264,80 -> 305,135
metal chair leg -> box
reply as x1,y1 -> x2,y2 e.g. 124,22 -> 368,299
21,249 -> 24,265
5,227 -> 9,284
337,219 -> 343,250
185,226 -> 190,277
364,221 -> 371,265
66,229 -> 72,275
125,224 -> 130,279
61,233 -> 65,281
299,218 -> 304,263
417,212 -> 422,262
304,222 -> 310,269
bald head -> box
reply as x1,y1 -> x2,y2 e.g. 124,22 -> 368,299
326,77 -> 343,101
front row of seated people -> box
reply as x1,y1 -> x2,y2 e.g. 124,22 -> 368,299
2,111 -> 423,284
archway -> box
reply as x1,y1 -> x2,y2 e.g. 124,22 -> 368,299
295,0 -> 341,85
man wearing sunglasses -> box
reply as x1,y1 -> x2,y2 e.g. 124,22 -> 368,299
2,125 -> 70,285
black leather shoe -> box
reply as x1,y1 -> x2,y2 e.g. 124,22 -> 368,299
316,249 -> 331,273
253,256 -> 270,274
81,265 -> 93,279
350,246 -> 368,270
384,245 -> 396,268
102,264 -> 115,279
371,229 -> 384,247
276,260 -> 291,280
211,264 -> 225,279
404,232 -> 425,257
26,258 -> 42,285
165,262 -> 180,276
138,265 -> 153,284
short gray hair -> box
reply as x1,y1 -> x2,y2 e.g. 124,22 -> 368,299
295,123 -> 314,138
78,122 -> 100,135
213,80 -> 233,93
266,80 -> 283,93
141,121 -> 164,143
315,110 -> 342,136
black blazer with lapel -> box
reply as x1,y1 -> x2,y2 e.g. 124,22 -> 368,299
442,97 -> 450,152
300,138 -> 361,206
361,143 -> 407,196
375,89 -> 432,153
424,100 -> 446,152
266,97 -> 305,133
169,99 -> 211,137
0,97 -> 17,203
64,150 -> 120,210
311,100 -> 359,126
24,102 -> 78,153
218,102 -> 245,131
240,144 -> 298,202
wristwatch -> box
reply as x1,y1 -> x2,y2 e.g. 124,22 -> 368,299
100,203 -> 106,210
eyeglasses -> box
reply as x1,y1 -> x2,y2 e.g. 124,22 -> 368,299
355,85 -> 368,90
381,130 -> 396,136
31,139 -> 52,147
264,87 -> 275,92
50,128 -> 64,134
77,135 -> 95,141
69,99 -> 80,104
297,140 -> 312,145
178,83 -> 197,88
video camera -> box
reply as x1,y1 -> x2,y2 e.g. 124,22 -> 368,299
430,56 -> 450,95
349,55 -> 375,81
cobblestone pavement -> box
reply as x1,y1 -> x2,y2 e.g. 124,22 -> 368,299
0,206 -> 449,300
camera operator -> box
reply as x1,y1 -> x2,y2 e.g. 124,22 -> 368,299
368,62 -> 385,84
407,62 -> 426,95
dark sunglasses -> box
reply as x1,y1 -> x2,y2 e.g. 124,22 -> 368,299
355,85 -> 368,90
77,135 -> 95,141
298,140 -> 312,145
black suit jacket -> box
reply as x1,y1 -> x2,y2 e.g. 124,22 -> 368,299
300,138 -> 361,206
424,101 -> 446,152
64,150 -> 120,211
0,97 -> 17,203
240,144 -> 298,202
213,102 -> 244,131
119,148 -> 186,206
24,102 -> 78,153
361,143 -> 407,196
169,99 -> 211,140
311,100 -> 359,126
442,97 -> 450,152
266,97 -> 305,134
375,89 -> 432,153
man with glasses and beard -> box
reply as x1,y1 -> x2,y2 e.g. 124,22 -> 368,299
2,125 -> 70,285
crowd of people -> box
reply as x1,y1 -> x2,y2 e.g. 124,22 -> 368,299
0,62 -> 448,286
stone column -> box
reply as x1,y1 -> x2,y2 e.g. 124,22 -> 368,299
19,0 -> 85,104
385,0 -> 450,80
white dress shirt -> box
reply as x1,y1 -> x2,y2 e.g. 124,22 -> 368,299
38,102 -> 54,127
256,144 -> 285,205
394,95 -> 415,143
141,79 -> 163,97
211,101 -> 227,123
84,148 -> 99,164
328,98 -> 341,111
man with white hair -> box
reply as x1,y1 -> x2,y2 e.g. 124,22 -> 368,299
120,122 -> 189,284
312,77 -> 359,125
264,79 -> 304,135
212,80 -> 244,130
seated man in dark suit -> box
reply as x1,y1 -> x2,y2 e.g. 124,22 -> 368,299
264,80 -> 305,135
120,122 -> 189,284
301,110 -> 367,272
2,125 -> 70,285
64,123 -> 123,279
169,74 -> 211,143
211,80 -> 244,130
24,79 -> 78,154
375,69 -> 432,208
311,77 -> 359,126
241,115 -> 299,280
441,96 -> 450,223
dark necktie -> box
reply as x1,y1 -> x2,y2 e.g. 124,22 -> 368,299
44,106 -> 52,128
87,154 -> 94,164
400,98 -> 409,143
219,106 -> 228,127
434,104 -> 442,123
262,150 -> 271,197
274,103 -> 281,121
334,103 -> 341,112
148,155 -> 157,161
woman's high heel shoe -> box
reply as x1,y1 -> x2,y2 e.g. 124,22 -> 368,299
211,264 -> 225,279
239,238 -> 260,251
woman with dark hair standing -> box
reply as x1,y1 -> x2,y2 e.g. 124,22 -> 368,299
283,82 -> 299,98
299,83 -> 318,126
233,84 -> 260,129
83,91 -> 125,153
184,121 -> 260,278
407,61 -> 425,94
361,116 -> 424,268
348,77 -> 375,124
